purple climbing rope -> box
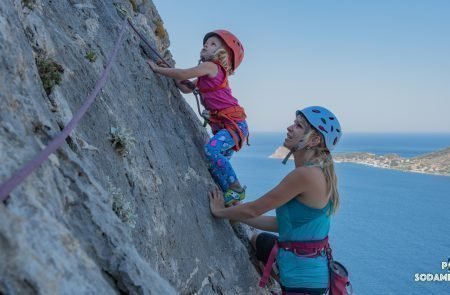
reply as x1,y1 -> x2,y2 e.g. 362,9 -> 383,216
0,17 -> 128,202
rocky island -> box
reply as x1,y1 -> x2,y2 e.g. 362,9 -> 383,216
270,146 -> 450,176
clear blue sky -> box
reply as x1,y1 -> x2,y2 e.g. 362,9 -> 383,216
152,0 -> 450,133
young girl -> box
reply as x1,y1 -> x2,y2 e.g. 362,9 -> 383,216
147,30 -> 248,206
209,106 -> 343,294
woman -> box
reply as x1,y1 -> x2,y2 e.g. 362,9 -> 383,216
209,106 -> 342,295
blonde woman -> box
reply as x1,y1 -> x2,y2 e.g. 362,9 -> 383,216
148,30 -> 248,205
209,106 -> 342,295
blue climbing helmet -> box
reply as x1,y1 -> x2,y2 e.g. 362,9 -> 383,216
297,106 -> 342,151
282,106 -> 342,164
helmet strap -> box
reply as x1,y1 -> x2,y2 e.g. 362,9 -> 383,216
282,140 -> 305,165
281,150 -> 293,165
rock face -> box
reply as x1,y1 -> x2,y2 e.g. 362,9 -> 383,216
0,1 -> 265,294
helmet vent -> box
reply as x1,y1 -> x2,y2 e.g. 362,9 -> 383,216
297,106 -> 341,151
319,125 -> 328,133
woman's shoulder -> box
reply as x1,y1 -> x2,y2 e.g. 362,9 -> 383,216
279,167 -> 317,192
292,166 -> 323,179
293,167 -> 328,207
291,166 -> 326,189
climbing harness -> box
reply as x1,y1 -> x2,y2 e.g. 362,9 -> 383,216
208,106 -> 248,152
259,236 -> 352,295
259,237 -> 330,288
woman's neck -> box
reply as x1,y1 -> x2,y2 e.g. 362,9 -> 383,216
293,149 -> 318,168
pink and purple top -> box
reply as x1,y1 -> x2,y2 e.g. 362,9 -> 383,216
197,64 -> 239,112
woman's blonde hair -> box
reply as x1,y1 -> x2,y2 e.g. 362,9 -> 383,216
298,121 -> 340,215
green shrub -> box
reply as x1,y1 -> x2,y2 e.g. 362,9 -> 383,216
85,51 -> 97,63
107,177 -> 137,228
22,0 -> 35,9
109,127 -> 136,156
129,0 -> 138,12
36,57 -> 64,95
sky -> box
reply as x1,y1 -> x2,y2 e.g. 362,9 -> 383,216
152,0 -> 450,133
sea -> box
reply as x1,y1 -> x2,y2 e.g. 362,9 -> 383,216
232,133 -> 450,295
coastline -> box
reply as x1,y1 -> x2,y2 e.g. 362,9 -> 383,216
333,159 -> 450,177
270,146 -> 450,177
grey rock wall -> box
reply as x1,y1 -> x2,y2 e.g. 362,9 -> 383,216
0,0 -> 266,294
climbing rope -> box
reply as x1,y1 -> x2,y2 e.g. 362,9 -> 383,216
0,16 -> 129,202
0,8 -> 215,202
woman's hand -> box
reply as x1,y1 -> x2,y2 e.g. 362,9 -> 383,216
209,188 -> 225,218
147,60 -> 159,72
156,60 -> 170,68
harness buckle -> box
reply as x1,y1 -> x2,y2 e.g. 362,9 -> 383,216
201,110 -> 210,120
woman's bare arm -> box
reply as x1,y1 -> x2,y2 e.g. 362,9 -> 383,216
241,216 -> 278,232
209,167 -> 313,221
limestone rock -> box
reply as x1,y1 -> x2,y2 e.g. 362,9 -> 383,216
0,0 -> 267,294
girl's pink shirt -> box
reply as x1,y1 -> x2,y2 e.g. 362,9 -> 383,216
197,64 -> 239,112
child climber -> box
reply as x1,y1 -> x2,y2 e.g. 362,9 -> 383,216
147,29 -> 249,206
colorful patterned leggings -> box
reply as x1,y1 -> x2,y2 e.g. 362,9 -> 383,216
204,121 -> 249,191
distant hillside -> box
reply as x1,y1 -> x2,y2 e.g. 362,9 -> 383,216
414,147 -> 450,161
270,146 -> 450,176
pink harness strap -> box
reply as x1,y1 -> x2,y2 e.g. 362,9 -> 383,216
259,237 -> 329,288
259,242 -> 279,287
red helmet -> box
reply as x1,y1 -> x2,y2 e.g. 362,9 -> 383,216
203,29 -> 244,72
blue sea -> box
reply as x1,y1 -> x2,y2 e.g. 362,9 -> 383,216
233,133 -> 450,295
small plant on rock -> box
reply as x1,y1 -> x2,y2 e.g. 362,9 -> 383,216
106,177 -> 137,228
129,0 -> 138,12
153,19 -> 167,39
85,51 -> 97,62
22,0 -> 35,9
109,126 -> 136,156
36,56 -> 64,95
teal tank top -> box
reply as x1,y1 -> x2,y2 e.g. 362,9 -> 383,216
276,197 -> 331,288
